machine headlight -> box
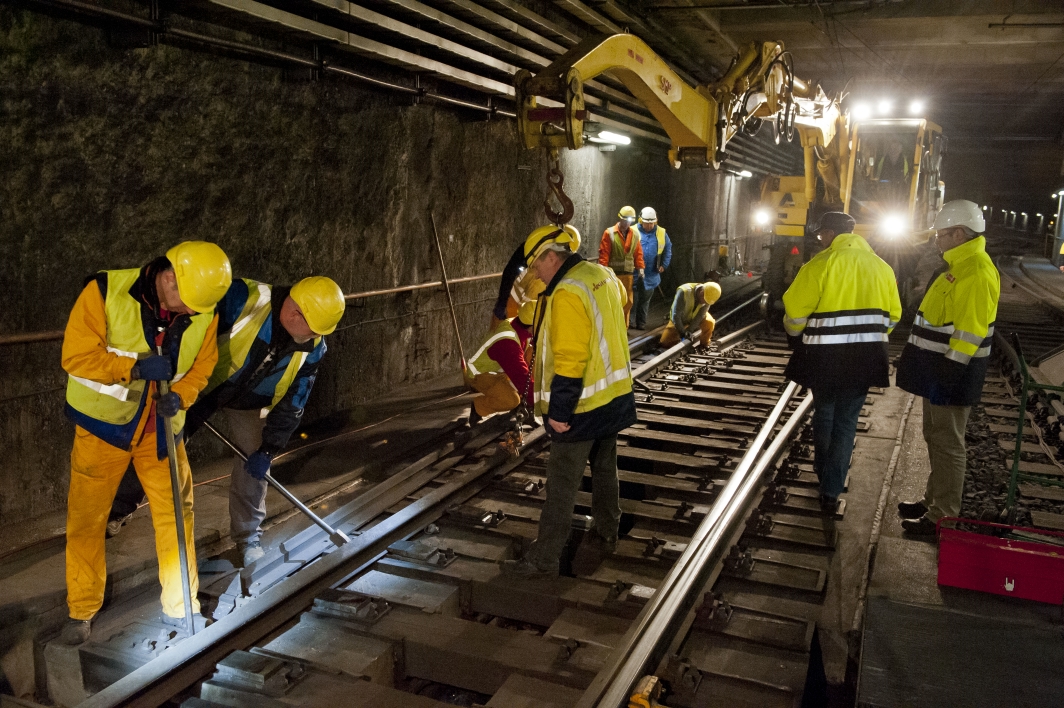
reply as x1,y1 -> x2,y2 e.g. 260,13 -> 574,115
881,214 -> 907,238
754,208 -> 772,226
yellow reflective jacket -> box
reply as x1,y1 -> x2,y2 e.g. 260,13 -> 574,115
534,258 -> 636,441
897,236 -> 999,405
670,283 -> 711,333
782,233 -> 902,389
466,318 -> 519,377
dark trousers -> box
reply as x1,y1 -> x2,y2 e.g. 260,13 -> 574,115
811,387 -> 867,499
632,282 -> 654,329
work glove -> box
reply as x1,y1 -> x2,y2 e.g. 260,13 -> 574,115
635,268 -> 645,281
156,391 -> 182,418
244,450 -> 273,480
132,355 -> 172,381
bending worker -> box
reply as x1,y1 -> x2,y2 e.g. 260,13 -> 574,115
502,225 -> 637,577
59,241 -> 232,644
661,282 -> 722,348
107,276 -> 346,567
632,207 -> 672,330
783,212 -> 901,513
598,205 -> 644,327
465,302 -> 535,426
895,200 -> 999,536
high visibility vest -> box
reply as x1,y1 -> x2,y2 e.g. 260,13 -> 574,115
208,279 -> 321,411
671,283 -> 708,329
466,319 -> 520,377
646,225 -> 666,256
534,262 -> 632,416
608,226 -> 638,273
65,268 -> 212,436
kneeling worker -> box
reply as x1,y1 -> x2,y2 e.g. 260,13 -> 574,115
502,225 -> 637,577
194,275 -> 345,565
59,241 -> 232,644
661,282 -> 722,348
465,301 -> 535,426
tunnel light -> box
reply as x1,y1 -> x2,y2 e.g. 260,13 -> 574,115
738,170 -> 753,178
589,130 -> 631,145
908,99 -> 925,115
852,102 -> 872,120
982,205 -> 988,210
877,99 -> 894,115
881,213 -> 907,238
754,208 -> 772,226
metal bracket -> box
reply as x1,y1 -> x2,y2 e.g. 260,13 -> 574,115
386,540 -> 457,568
724,545 -> 755,573
312,589 -> 391,625
695,592 -> 734,632
745,508 -> 775,536
446,504 -> 506,528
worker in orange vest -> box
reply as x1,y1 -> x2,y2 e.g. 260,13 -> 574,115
598,205 -> 645,327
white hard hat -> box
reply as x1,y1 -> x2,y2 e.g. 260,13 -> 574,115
640,207 -> 657,222
933,199 -> 985,233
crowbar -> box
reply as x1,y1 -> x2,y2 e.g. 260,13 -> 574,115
199,419 -> 350,547
430,211 -> 467,370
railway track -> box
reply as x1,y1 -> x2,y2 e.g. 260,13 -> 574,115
54,283 -> 858,708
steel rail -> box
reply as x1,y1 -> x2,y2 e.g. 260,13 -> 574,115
578,382 -> 809,707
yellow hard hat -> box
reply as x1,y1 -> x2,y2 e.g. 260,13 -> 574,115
618,205 -> 637,220
517,299 -> 537,327
523,224 -> 581,266
290,276 -> 346,335
166,241 -> 233,313
700,282 -> 722,305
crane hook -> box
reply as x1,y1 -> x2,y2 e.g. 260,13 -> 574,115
544,154 -> 575,225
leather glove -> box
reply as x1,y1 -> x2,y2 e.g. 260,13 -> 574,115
132,355 -> 173,381
244,450 -> 273,480
156,391 -> 182,418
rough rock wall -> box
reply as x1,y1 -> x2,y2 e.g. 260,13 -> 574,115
0,9 -> 674,524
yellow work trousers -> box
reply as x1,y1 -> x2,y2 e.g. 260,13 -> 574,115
66,418 -> 200,621
660,315 -> 716,348
617,274 -> 634,328
467,372 -> 521,417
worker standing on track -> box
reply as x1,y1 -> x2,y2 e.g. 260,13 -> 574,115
502,225 -> 637,577
895,200 -> 1000,536
632,206 -> 672,330
58,241 -> 232,645
782,212 -> 902,513
107,276 -> 346,568
464,302 -> 535,426
661,282 -> 722,348
598,206 -> 645,328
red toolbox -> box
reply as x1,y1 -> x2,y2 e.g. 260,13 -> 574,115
937,517 -> 1064,604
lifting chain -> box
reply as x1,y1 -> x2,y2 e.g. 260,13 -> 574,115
543,151 -> 575,226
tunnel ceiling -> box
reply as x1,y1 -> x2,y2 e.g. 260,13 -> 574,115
17,0 -> 1064,208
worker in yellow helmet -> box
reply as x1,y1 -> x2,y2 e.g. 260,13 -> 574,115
598,205 -> 645,327
464,300 -> 536,426
661,282 -> 722,348
107,276 -> 346,568
501,224 -> 636,577
58,241 -> 232,645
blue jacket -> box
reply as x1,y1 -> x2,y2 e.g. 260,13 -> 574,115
187,281 -> 326,455
637,226 -> 672,290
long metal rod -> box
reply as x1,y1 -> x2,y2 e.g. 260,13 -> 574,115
579,381 -> 803,707
155,347 -> 197,637
199,420 -> 350,547
430,212 -> 468,369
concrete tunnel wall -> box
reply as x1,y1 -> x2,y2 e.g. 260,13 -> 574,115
0,8 -> 757,528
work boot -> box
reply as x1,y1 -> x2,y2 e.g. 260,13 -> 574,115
897,500 -> 929,520
238,541 -> 265,567
819,495 -> 839,514
466,406 -> 483,427
106,512 -> 134,538
499,557 -> 558,578
56,619 -> 91,645
571,530 -> 617,576
901,515 -> 938,538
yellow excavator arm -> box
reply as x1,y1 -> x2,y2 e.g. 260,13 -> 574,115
515,33 -> 832,170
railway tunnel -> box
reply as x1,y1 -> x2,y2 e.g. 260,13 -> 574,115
3,1 -> 1064,707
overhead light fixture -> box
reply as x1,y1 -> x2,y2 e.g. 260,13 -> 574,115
877,98 -> 894,115
852,102 -> 872,120
908,100 -> 925,116
981,205 -> 987,210
738,170 -> 753,178
589,130 -> 631,145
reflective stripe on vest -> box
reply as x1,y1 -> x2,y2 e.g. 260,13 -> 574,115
466,320 -> 519,377
608,227 -> 637,273
534,262 -> 633,416
908,313 -> 995,365
799,307 -> 893,345
209,279 -> 321,410
65,268 -> 212,434
672,284 -> 707,329
651,226 -> 666,256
